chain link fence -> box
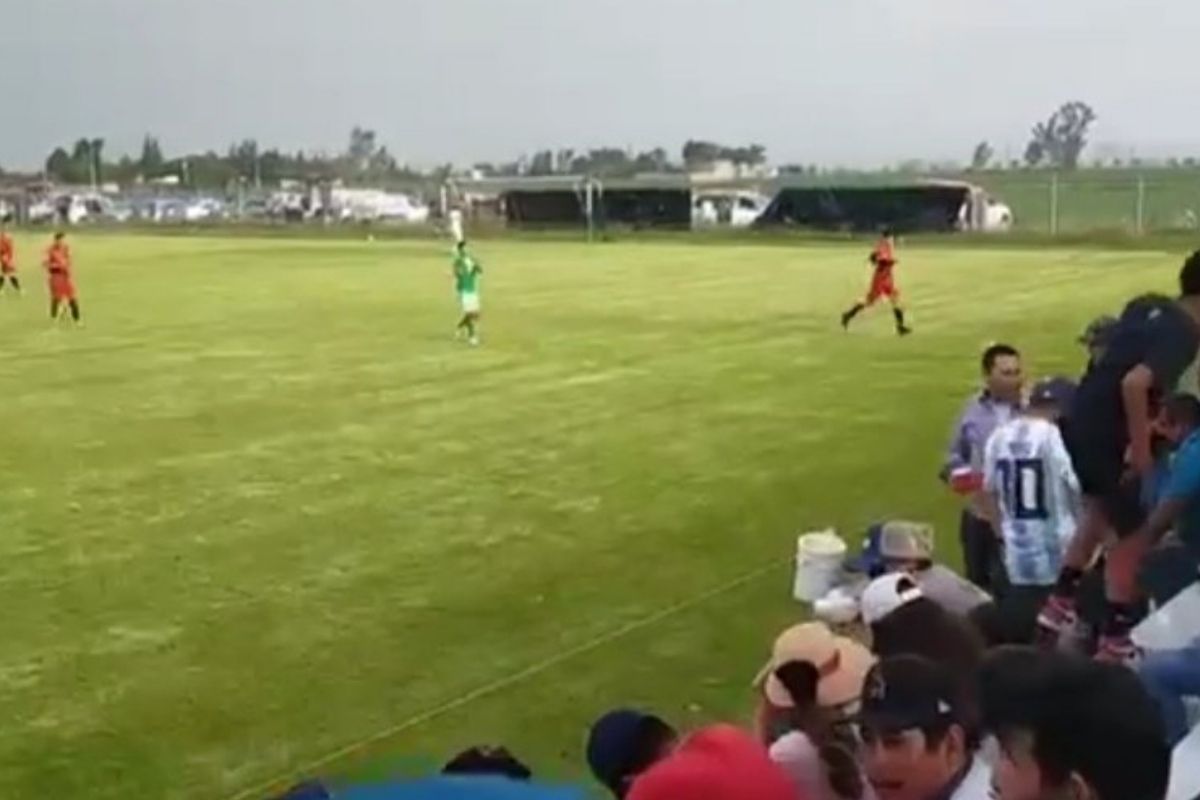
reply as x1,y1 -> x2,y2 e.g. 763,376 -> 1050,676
970,170 -> 1200,235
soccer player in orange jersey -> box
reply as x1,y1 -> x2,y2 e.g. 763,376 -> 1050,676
0,220 -> 19,293
840,228 -> 912,336
44,232 -> 81,323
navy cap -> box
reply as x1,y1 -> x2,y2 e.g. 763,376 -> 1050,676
844,523 -> 886,577
858,656 -> 961,733
1030,376 -> 1077,409
586,710 -> 673,794
1079,315 -> 1118,347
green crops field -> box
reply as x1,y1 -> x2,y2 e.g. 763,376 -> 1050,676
0,233 -> 1187,799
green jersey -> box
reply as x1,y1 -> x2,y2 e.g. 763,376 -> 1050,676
454,253 -> 482,294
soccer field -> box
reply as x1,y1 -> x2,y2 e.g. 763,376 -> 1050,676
0,233 -> 1182,799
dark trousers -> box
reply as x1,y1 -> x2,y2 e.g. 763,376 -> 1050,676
1139,540 -> 1200,608
960,510 -> 1005,595
971,585 -> 1053,646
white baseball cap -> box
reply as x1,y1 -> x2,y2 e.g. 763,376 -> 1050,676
860,573 -> 924,625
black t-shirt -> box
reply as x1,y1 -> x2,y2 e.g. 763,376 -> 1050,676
1069,295 -> 1199,450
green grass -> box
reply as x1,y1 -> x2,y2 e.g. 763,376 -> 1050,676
0,234 -> 1183,799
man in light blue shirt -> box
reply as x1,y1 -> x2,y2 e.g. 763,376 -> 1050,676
942,343 -> 1024,594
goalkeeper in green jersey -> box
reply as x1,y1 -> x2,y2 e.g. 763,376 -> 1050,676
453,241 -> 483,346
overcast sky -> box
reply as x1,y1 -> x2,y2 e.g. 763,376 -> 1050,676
5,0 -> 1199,170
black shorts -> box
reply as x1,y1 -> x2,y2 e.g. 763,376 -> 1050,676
1065,427 -> 1145,536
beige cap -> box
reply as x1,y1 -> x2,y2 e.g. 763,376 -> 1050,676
756,622 -> 876,709
879,521 -> 934,561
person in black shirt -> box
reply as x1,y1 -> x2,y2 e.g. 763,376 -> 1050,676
1039,250 -> 1200,661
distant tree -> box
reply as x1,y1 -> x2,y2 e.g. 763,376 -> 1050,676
1023,139 -> 1044,167
1111,158 -> 1124,168
140,135 -> 165,175
740,144 -> 767,165
89,138 -> 105,184
229,139 -> 260,182
1025,101 -> 1097,169
1168,157 -> 1182,169
1008,159 -> 1022,170
970,141 -> 994,170
554,149 -> 575,174
632,147 -> 671,173
369,145 -> 398,177
682,140 -> 722,168
347,127 -> 378,171
45,147 -> 71,181
528,150 -> 554,176
1185,157 -> 1198,168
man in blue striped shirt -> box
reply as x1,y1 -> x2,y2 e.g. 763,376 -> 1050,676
941,343 -> 1024,594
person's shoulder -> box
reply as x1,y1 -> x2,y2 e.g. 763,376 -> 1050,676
949,755 -> 994,800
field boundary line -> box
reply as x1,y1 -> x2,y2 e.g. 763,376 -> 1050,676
226,557 -> 788,800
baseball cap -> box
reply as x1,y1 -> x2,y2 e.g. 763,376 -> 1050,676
860,573 -> 924,625
858,655 -> 961,733
845,523 -> 886,575
627,725 -> 795,800
878,521 -> 934,561
443,746 -> 532,780
1029,376 -> 1077,409
756,622 -> 876,709
1079,315 -> 1118,347
585,710 -> 674,794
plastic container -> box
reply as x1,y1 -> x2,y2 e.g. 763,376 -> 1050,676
793,530 -> 848,602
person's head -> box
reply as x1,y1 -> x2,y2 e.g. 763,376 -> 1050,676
877,521 -> 935,574
442,745 -> 532,781
979,648 -> 1169,800
869,599 -> 984,677
1078,316 -> 1117,365
1179,249 -> 1200,299
53,231 -> 65,244
771,659 -> 867,800
758,622 -> 876,716
981,343 -> 1023,402
860,573 -> 924,626
627,725 -> 796,800
586,710 -> 678,798
881,227 -> 895,242
1161,392 -> 1200,446
1026,378 -> 1077,422
858,656 -> 972,800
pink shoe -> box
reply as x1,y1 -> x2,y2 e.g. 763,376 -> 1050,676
1095,634 -> 1139,665
1036,594 -> 1078,641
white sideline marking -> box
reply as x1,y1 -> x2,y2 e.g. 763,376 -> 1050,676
226,558 -> 787,800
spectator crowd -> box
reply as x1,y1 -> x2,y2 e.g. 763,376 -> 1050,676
272,250 -> 1200,799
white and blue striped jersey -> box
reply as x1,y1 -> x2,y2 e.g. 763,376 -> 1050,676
983,417 -> 1081,586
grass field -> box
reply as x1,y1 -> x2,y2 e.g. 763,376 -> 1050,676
0,233 -> 1186,799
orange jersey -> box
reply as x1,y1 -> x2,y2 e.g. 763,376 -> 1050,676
45,243 -> 72,275
0,234 -> 13,266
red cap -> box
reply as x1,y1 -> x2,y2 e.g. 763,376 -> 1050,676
628,725 -> 801,800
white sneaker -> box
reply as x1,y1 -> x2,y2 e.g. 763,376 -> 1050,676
468,336 -> 480,347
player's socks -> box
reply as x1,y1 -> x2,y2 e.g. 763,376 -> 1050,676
69,301 -> 81,322
10,277 -> 20,292
49,300 -> 60,320
893,308 -> 912,335
840,304 -> 864,329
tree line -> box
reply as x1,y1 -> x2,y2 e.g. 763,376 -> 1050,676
39,131 -> 771,190
32,101 -> 1200,189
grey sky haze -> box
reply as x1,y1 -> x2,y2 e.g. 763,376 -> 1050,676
5,0 -> 1199,170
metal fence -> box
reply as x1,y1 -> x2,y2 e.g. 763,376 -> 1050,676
968,170 -> 1200,235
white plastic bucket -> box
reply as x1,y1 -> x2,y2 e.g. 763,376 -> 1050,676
793,529 -> 847,602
